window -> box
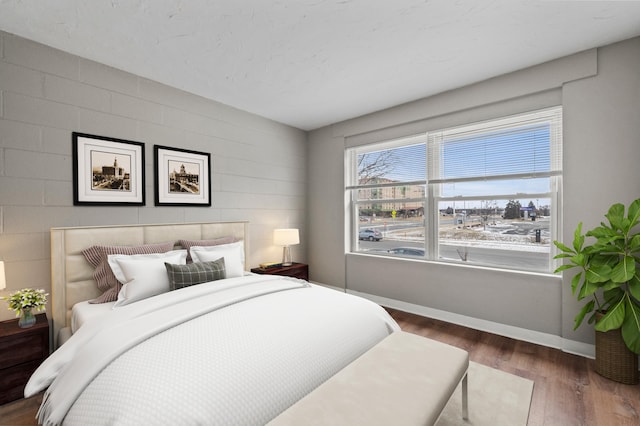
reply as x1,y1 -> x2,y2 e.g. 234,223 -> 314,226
346,107 -> 562,273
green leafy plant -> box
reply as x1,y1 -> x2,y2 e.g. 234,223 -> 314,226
554,199 -> 640,354
1,288 -> 48,317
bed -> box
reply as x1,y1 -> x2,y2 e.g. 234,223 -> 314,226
26,221 -> 401,425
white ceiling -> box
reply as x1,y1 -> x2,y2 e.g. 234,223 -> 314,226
1,1 -> 639,131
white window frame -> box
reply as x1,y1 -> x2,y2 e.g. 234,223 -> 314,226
346,106 -> 563,273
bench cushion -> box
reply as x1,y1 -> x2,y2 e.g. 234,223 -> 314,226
268,331 -> 469,426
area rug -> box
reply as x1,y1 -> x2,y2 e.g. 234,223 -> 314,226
436,361 -> 534,426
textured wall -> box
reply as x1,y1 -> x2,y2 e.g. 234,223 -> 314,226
0,31 -> 307,321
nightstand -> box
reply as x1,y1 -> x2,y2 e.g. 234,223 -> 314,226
0,314 -> 49,405
251,263 -> 309,281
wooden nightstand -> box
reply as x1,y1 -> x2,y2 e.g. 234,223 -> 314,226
0,314 -> 49,405
251,263 -> 309,281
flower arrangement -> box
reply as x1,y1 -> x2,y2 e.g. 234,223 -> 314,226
1,288 -> 48,316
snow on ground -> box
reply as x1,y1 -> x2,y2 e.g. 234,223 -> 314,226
385,221 -> 551,253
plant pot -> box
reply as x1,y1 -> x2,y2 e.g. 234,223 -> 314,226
594,314 -> 639,385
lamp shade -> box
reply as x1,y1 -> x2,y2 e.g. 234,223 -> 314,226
0,261 -> 5,290
273,229 -> 299,246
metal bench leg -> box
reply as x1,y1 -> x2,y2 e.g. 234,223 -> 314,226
462,372 -> 469,420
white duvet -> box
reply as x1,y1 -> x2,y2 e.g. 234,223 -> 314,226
27,275 -> 399,426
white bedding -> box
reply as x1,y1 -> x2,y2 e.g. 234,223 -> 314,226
70,301 -> 115,333
28,275 -> 399,426
68,272 -> 268,333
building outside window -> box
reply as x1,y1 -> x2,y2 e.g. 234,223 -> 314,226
346,107 -> 562,273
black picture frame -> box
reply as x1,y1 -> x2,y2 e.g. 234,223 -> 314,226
72,132 -> 145,206
154,145 -> 211,206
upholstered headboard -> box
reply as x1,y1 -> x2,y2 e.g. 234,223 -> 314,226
50,221 -> 249,347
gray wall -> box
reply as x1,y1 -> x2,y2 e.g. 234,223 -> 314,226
0,31 -> 307,321
308,37 -> 640,352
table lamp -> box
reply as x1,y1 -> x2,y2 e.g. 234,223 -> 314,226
273,229 -> 299,266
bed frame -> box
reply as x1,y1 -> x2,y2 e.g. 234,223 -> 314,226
50,221 -> 249,348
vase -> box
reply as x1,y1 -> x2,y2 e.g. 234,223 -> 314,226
18,308 -> 36,328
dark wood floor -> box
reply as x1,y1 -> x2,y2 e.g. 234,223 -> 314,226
388,308 -> 640,426
1,308 -> 639,425
0,393 -> 42,426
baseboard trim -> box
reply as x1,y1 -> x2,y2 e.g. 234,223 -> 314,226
345,288 -> 596,359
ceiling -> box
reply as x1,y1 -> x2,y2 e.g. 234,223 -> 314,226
1,1 -> 639,131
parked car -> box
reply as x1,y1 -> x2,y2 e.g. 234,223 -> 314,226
359,229 -> 382,241
387,247 -> 425,256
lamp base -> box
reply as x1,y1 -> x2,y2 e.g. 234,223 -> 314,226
282,246 -> 293,266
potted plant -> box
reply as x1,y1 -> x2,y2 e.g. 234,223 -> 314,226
1,288 -> 48,328
554,199 -> 640,384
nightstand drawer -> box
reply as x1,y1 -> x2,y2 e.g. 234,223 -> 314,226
0,331 -> 48,366
0,359 -> 40,405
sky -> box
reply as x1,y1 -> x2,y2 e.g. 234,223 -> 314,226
358,123 -> 553,208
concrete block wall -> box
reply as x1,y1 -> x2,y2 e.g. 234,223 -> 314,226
0,31 -> 307,321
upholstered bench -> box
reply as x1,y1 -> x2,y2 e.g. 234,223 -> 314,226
268,331 -> 469,426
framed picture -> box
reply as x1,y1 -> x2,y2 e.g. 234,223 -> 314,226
154,145 -> 211,206
72,132 -> 145,206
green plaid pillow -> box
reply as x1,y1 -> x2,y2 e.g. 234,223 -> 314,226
164,258 -> 226,291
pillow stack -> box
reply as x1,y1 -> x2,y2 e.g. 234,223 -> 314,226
82,242 -> 175,304
82,238 -> 244,307
108,250 -> 188,307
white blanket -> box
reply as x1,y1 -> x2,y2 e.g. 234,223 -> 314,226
28,275 -> 399,426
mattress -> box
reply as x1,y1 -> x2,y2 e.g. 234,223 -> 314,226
70,301 -> 115,333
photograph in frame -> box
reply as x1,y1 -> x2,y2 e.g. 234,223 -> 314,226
154,145 -> 211,206
72,132 -> 145,206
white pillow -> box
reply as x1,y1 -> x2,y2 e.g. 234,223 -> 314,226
190,241 -> 244,278
108,250 -> 188,308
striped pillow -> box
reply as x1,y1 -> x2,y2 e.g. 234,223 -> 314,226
164,258 -> 226,291
179,237 -> 235,262
82,242 -> 175,303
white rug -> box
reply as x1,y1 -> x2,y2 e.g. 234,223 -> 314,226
436,362 -> 534,426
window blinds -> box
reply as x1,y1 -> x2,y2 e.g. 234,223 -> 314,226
427,107 -> 562,184
348,134 -> 427,189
